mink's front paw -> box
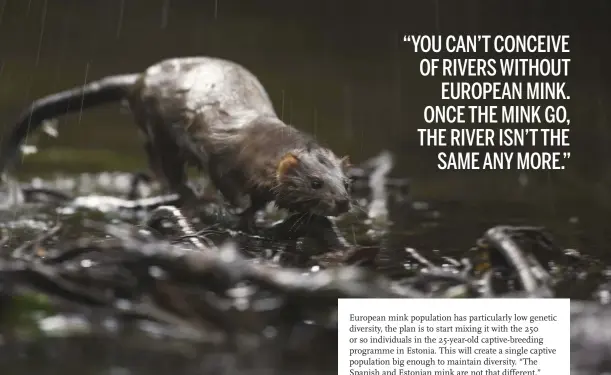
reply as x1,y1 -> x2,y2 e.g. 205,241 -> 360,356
237,211 -> 257,233
175,185 -> 199,205
230,193 -> 251,211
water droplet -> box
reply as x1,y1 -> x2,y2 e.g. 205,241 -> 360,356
598,289 -> 610,305
115,299 -> 131,311
108,367 -> 131,375
412,201 -> 429,210
148,266 -> 164,278
262,326 -> 277,338
234,298 -> 249,311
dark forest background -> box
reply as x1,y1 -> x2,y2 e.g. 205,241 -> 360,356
0,0 -> 610,207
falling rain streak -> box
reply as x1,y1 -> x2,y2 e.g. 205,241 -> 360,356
281,90 -> 285,120
35,0 -> 48,66
433,0 -> 441,33
314,108 -> 318,137
79,63 -> 91,125
161,0 -> 170,29
117,0 -> 125,37
343,85 -> 353,138
0,0 -> 6,25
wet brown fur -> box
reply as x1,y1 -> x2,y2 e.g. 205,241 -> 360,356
0,57 -> 352,229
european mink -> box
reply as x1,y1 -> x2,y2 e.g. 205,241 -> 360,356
0,57 -> 352,229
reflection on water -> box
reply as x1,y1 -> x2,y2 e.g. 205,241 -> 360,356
0,171 -> 606,374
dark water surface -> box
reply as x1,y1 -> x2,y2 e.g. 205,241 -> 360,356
1,0 -> 611,373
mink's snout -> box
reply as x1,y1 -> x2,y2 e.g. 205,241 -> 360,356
322,196 -> 351,217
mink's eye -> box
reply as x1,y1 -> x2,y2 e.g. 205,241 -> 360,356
311,178 -> 323,189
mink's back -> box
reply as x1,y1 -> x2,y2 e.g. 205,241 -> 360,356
129,57 -> 279,134
126,56 -> 283,169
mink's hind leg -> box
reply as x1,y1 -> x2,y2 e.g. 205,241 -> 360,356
207,160 -> 263,232
208,163 -> 249,209
143,139 -> 197,205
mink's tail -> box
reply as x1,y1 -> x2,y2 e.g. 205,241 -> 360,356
0,73 -> 140,174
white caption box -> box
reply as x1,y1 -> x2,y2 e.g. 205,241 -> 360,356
338,298 -> 570,375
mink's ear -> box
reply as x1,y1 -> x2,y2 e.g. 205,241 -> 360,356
341,155 -> 351,169
276,152 -> 300,181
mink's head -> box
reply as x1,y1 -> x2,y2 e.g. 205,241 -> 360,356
274,145 -> 352,217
